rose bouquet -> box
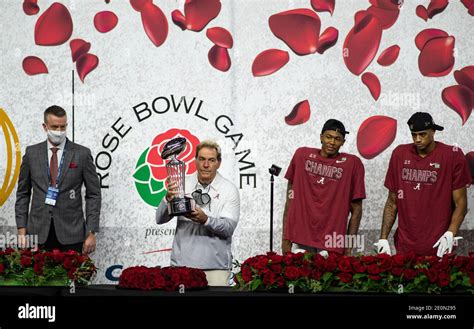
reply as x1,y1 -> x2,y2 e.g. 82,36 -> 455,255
0,248 -> 96,286
234,252 -> 474,294
118,266 -> 208,291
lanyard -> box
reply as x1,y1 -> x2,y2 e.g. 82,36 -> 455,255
47,146 -> 66,188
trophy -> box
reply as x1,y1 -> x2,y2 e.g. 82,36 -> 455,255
161,137 -> 194,216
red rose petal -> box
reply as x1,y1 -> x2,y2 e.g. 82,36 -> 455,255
171,10 -> 187,31
461,0 -> 474,9
184,0 -> 221,32
357,116 -> 397,159
415,28 -> 448,51
34,2 -> 73,46
76,53 -> 99,82
22,56 -> 48,75
418,36 -> 455,77
310,0 -> 335,16
416,5 -> 428,21
206,27 -> 233,49
454,66 -> 474,92
469,4 -> 474,16
361,72 -> 381,101
269,9 -> 321,56
208,45 -> 231,72
140,3 -> 168,47
285,100 -> 311,126
377,45 -> 400,66
369,0 -> 400,11
317,27 -> 338,54
23,0 -> 39,16
130,0 -> 152,12
343,12 -> 382,75
442,85 -> 472,125
70,39 -> 91,62
94,11 -> 118,33
367,5 -> 399,29
252,49 -> 289,77
427,0 -> 449,19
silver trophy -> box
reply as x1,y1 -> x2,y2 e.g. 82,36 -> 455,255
161,137 -> 194,216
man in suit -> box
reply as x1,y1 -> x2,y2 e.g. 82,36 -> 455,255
15,105 -> 101,254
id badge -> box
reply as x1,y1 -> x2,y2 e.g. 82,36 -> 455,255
45,186 -> 59,206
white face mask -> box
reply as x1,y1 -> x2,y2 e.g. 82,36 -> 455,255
47,130 -> 67,145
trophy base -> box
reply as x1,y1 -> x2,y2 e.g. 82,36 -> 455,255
168,196 -> 194,216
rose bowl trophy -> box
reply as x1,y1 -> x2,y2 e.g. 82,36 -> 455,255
161,137 -> 194,216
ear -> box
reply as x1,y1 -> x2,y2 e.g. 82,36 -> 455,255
42,123 -> 48,132
320,134 -> 324,144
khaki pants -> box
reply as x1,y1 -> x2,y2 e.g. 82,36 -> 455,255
204,270 -> 230,286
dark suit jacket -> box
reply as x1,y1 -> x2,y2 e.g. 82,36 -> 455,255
15,139 -> 101,244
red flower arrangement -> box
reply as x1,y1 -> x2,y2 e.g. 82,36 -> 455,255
234,252 -> 474,294
0,248 -> 96,286
118,266 -> 208,291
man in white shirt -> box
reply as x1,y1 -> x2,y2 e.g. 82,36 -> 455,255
155,140 -> 240,286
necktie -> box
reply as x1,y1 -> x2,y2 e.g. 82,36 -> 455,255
50,147 -> 59,186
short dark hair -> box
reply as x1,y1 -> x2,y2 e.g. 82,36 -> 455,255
44,105 -> 66,123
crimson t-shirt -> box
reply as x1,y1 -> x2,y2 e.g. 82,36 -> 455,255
384,142 -> 472,255
284,147 -> 366,254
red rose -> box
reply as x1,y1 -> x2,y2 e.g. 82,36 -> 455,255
311,270 -> 322,280
254,258 -> 269,271
361,255 -> 376,264
338,258 -> 352,273
0,263 -> 5,274
263,270 -> 277,286
338,272 -> 353,283
437,271 -> 450,287
33,262 -> 44,275
20,256 -> 32,267
352,261 -> 366,273
270,264 -> 282,274
367,263 -> 381,275
299,267 -> 311,277
241,266 -> 253,282
403,269 -> 417,280
369,275 -> 381,281
325,259 -> 337,272
313,254 -> 325,269
392,254 -> 406,267
275,276 -> 285,288
284,266 -> 300,281
426,269 -> 438,283
470,272 -> 474,285
63,258 -> 73,270
146,129 -> 200,180
269,253 -> 283,264
391,267 -> 403,276
452,257 -> 465,269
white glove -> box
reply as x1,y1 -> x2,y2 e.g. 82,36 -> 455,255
432,231 -> 462,257
319,250 -> 329,259
374,239 -> 391,255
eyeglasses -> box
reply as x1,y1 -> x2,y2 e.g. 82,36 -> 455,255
192,189 -> 211,207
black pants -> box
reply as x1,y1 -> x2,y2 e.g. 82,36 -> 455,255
40,220 -> 83,253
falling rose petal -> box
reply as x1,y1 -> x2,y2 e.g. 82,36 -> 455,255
208,45 -> 231,72
94,11 -> 118,33
367,5 -> 399,29
70,39 -> 91,62
23,0 -> 39,16
184,0 -> 222,32
377,45 -> 400,66
130,0 -> 152,12
442,85 -> 472,125
343,12 -> 382,75
269,9 -> 321,56
76,53 -> 99,82
369,0 -> 400,11
415,28 -> 448,51
427,0 -> 449,19
310,0 -> 335,16
22,56 -> 48,75
416,5 -> 428,21
454,66 -> 474,92
466,152 -> 474,181
206,27 -> 233,49
357,116 -> 397,159
171,10 -> 187,31
285,100 -> 311,126
34,2 -> 73,46
361,72 -> 381,101
418,36 -> 455,77
252,49 -> 289,77
317,27 -> 338,54
140,3 -> 168,47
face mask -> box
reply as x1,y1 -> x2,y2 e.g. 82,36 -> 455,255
47,130 -> 66,145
